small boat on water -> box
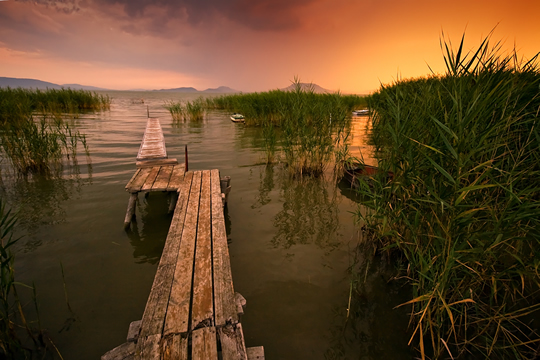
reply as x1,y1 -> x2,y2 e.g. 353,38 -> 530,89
342,162 -> 394,188
352,109 -> 370,116
230,113 -> 245,123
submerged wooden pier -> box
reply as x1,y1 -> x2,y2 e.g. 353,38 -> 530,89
104,118 -> 263,360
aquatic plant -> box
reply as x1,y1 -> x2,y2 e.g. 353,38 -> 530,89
208,78 -> 362,175
166,97 -> 205,122
356,32 -> 540,359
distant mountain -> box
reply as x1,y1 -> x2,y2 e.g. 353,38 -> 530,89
280,82 -> 332,94
154,86 -> 198,92
0,77 -> 107,90
155,86 -> 239,93
202,86 -> 239,93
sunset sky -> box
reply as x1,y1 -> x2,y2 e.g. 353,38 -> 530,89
1,0 -> 539,93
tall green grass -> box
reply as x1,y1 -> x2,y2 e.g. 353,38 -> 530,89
0,88 -> 97,175
208,79 -> 365,175
166,97 -> 205,122
356,33 -> 540,359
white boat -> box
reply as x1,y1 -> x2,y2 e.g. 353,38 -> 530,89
230,113 -> 245,123
352,109 -> 369,116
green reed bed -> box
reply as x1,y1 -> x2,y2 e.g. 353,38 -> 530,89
166,97 -> 205,122
356,34 -> 540,359
0,87 -> 110,123
209,81 -> 365,175
0,88 -> 99,175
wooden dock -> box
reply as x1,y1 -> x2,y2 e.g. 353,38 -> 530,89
104,119 -> 263,360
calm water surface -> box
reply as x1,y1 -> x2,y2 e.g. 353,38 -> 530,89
3,91 -> 411,359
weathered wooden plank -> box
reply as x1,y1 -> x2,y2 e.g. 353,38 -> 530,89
152,166 -> 174,191
211,169 -> 238,326
137,118 -> 167,161
141,166 -> 161,191
124,193 -> 138,229
136,158 -> 178,168
128,167 -> 152,192
138,173 -> 194,338
161,334 -> 188,360
218,323 -> 248,360
101,342 -> 135,360
167,165 -> 186,191
163,170 -> 202,335
246,346 -> 265,360
192,327 -> 218,360
125,168 -> 142,190
136,334 -> 160,360
127,320 -> 141,343
192,170 -> 214,330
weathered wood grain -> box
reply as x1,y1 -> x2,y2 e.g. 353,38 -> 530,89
101,342 -> 135,360
211,169 -> 238,326
192,327 -> 218,360
161,334 -> 188,360
128,167 -> 152,192
141,166 -> 161,191
136,158 -> 178,168
136,334 -> 160,360
125,168 -> 142,190
218,323 -> 248,360
246,346 -> 265,360
192,170 -> 214,330
167,165 -> 186,191
137,118 -> 167,161
163,171 -> 202,335
152,166 -> 174,191
138,172 -> 194,338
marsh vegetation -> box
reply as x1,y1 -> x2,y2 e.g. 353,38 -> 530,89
356,34 -> 540,359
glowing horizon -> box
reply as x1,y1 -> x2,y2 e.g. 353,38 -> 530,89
1,0 -> 539,94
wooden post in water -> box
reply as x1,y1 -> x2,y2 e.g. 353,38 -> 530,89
124,193 -> 138,229
185,145 -> 189,172
147,105 -> 150,118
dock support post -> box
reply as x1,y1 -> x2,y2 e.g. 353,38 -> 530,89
124,193 -> 138,229
185,144 -> 189,172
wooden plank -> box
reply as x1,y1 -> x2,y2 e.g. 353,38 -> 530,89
152,166 -> 174,191
211,169 -> 238,326
141,166 -> 161,191
136,334 -> 160,360
167,165 -> 186,191
161,334 -> 188,360
191,170 -> 214,330
192,327 -> 218,360
101,342 -> 135,360
163,171 -> 202,335
246,347 -> 265,360
136,158 -> 178,168
125,168 -> 142,190
127,320 -> 141,343
137,118 -> 167,161
128,167 -> 152,192
218,323 -> 248,360
138,173 -> 194,338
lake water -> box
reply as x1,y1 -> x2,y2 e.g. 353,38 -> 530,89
3,91 -> 411,359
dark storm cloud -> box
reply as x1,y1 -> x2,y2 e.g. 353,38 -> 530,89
16,0 -> 317,31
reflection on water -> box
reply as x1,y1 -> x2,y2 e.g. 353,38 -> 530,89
270,167 -> 341,253
0,162 -> 93,242
126,193 -> 172,264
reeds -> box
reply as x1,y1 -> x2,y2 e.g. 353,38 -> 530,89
0,88 -> 98,175
208,79 -> 364,175
356,32 -> 540,359
166,97 -> 206,122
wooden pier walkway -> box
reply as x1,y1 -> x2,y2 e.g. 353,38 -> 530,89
104,119 -> 263,360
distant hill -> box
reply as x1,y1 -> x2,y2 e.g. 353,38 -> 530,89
0,77 -> 107,91
280,82 -> 332,94
155,86 -> 239,93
